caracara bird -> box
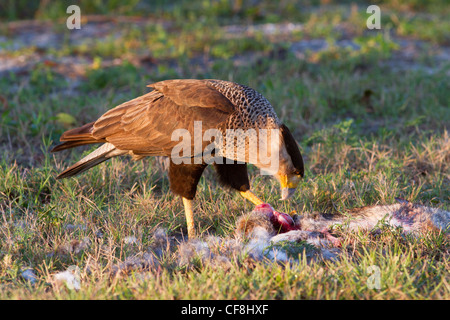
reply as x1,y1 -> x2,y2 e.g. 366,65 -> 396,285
52,79 -> 304,238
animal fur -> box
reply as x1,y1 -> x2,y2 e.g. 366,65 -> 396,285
236,200 -> 450,249
298,199 -> 450,234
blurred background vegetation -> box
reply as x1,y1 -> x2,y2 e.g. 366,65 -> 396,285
1,0 -> 449,21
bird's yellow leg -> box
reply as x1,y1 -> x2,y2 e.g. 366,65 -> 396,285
240,190 -> 265,206
182,197 -> 196,239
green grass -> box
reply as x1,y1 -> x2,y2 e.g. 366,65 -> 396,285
0,0 -> 449,300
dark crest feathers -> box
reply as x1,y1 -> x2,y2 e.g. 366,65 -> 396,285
280,124 -> 304,177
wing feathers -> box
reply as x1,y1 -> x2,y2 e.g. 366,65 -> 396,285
56,143 -> 124,179
51,140 -> 104,152
54,79 -> 236,177
148,79 -> 235,113
59,122 -> 95,141
51,122 -> 103,152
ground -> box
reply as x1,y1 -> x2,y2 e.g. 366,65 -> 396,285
0,0 -> 449,299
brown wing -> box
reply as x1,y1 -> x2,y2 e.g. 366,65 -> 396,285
90,79 -> 236,156
148,79 -> 235,114
51,121 -> 103,152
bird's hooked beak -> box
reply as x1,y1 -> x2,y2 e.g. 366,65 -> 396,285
279,174 -> 301,200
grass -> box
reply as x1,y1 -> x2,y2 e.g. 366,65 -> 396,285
0,0 -> 449,300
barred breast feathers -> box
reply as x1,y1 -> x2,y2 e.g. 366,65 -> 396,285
206,80 -> 280,130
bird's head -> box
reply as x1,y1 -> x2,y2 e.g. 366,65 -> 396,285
248,123 -> 304,201
275,124 -> 304,201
